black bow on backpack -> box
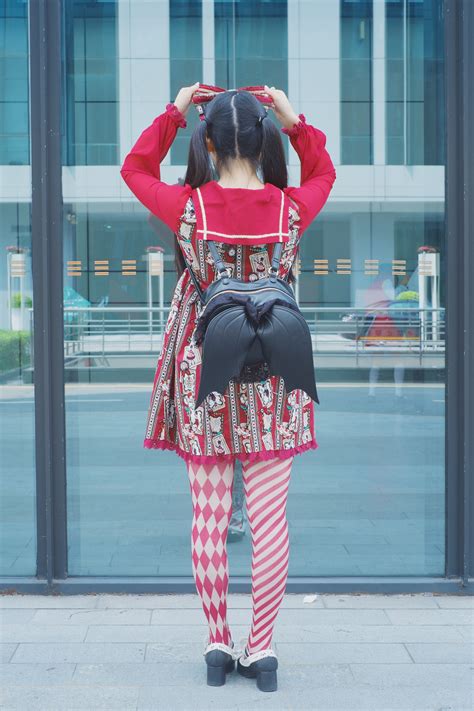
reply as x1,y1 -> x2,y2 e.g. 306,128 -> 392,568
183,239 -> 320,409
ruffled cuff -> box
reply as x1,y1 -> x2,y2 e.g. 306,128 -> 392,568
165,102 -> 187,128
281,113 -> 307,138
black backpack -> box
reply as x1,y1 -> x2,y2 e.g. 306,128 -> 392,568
183,238 -> 319,409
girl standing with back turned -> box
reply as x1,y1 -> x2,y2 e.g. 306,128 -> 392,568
120,82 -> 336,692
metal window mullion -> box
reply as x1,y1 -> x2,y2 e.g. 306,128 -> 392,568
461,0 -> 474,584
29,0 -> 68,584
444,0 -> 473,583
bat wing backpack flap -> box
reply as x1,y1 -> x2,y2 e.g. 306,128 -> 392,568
183,194 -> 319,408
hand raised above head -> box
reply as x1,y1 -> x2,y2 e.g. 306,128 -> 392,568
173,82 -> 201,117
263,85 -> 300,131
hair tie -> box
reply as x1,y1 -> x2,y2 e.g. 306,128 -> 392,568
257,112 -> 268,127
197,104 -> 209,123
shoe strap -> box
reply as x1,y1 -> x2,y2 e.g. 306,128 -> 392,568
204,641 -> 239,659
239,648 -> 278,665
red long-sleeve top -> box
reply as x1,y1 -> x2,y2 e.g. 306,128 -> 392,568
120,102 -> 336,242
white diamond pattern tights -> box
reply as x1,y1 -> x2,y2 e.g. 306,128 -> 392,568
186,456 -> 292,655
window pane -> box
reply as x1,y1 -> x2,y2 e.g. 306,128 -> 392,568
386,0 -> 444,165
0,0 -> 36,576
341,0 -> 373,164
170,0 -> 203,165
63,0 -> 118,166
64,0 -> 446,579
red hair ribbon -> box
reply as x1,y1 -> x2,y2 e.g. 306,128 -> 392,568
192,83 -> 274,120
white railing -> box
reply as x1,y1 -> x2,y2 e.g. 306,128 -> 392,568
55,305 -> 445,371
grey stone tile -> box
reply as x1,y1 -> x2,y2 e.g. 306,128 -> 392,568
279,594 -> 326,609
73,661 -> 204,687
276,642 -> 412,664
0,610 -> 36,625
94,593 -> 324,610
137,682 -> 472,711
386,609 -> 474,626
32,608 -> 152,625
0,663 -> 75,685
322,593 -> 439,609
74,661 -> 353,689
95,593 -> 203,609
0,594 -> 99,609
456,624 -> 473,641
0,644 -> 18,663
150,607 -> 391,627
0,624 -> 87,643
84,621 -> 465,647
145,643 -> 206,663
434,595 -> 474,609
86,624 -> 251,645
85,624 -> 206,644
137,681 -> 288,710
350,662 -> 473,689
0,685 -> 139,710
1,593 -> 472,711
405,642 -> 474,664
266,662 -> 355,689
136,689 -> 204,710
265,624 -> 464,644
10,643 -> 145,664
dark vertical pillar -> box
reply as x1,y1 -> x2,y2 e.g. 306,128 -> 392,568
444,0 -> 474,585
29,0 -> 68,583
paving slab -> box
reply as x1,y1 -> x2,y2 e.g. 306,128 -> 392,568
0,592 -> 472,710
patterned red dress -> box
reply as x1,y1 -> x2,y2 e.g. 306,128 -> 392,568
120,102 -> 336,464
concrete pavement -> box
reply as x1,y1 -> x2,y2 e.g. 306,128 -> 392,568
0,592 -> 472,710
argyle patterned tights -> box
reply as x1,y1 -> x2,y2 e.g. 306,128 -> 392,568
186,457 -> 292,655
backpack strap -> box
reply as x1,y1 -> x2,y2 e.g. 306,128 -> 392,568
269,242 -> 283,275
207,240 -> 229,277
185,260 -> 205,303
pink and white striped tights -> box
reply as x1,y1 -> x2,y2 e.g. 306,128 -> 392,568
186,456 -> 292,655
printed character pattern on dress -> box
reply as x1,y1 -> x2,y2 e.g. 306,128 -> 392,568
143,194 -> 317,463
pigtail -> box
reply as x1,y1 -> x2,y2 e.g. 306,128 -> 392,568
184,120 -> 213,189
259,117 -> 288,190
174,121 -> 214,277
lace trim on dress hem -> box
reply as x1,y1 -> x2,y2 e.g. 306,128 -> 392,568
143,437 -> 318,464
281,113 -> 307,138
165,102 -> 187,128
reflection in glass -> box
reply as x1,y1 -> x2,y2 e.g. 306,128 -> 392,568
170,0 -> 203,164
64,0 -> 445,578
386,0 -> 445,165
63,0 -> 118,165
341,0 -> 373,164
0,0 -> 36,576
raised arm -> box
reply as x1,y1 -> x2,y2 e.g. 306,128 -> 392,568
120,103 -> 192,233
282,114 -> 337,234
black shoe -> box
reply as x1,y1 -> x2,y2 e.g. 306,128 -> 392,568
237,644 -> 278,692
203,640 -> 238,687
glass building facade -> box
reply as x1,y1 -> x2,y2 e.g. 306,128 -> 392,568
0,0 -> 472,593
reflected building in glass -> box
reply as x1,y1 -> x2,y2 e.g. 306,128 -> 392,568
1,0 -> 469,591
